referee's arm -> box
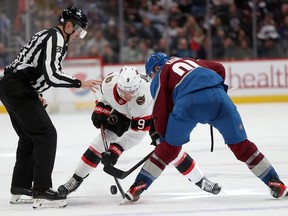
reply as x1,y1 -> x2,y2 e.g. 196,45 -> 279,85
43,31 -> 81,88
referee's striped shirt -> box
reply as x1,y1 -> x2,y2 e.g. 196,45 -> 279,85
4,26 -> 81,93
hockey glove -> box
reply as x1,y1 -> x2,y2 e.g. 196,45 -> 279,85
149,120 -> 161,146
106,109 -> 131,137
91,102 -> 112,128
223,83 -> 228,93
101,143 -> 124,166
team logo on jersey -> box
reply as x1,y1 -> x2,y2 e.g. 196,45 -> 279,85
56,46 -> 63,53
239,124 -> 244,130
105,76 -> 113,83
136,95 -> 145,105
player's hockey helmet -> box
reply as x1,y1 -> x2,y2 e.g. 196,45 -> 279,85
117,66 -> 140,100
59,6 -> 88,30
117,66 -> 140,92
145,52 -> 169,76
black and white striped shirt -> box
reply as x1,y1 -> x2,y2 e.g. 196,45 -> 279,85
4,26 -> 81,93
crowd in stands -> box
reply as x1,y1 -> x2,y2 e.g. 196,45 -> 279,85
1,0 -> 288,67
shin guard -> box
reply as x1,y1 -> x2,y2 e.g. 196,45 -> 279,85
228,139 -> 279,185
75,145 -> 101,178
173,151 -> 203,183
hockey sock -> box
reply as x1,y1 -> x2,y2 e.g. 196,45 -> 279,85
228,139 -> 279,185
75,145 -> 101,178
173,151 -> 203,183
134,141 -> 181,188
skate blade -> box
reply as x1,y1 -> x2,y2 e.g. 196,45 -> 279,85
282,188 -> 288,199
120,198 -> 132,205
33,198 -> 67,209
10,195 -> 34,204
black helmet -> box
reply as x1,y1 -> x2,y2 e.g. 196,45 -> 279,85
59,6 -> 88,29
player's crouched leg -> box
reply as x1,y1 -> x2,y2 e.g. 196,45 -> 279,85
228,139 -> 288,199
125,141 -> 181,202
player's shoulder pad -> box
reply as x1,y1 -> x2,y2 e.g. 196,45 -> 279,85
102,72 -> 117,86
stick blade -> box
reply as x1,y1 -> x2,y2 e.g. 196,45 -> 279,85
103,165 -> 126,179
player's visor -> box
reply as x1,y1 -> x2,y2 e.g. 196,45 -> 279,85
74,24 -> 87,39
117,87 -> 138,101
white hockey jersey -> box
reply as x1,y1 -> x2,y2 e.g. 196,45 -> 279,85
95,72 -> 154,150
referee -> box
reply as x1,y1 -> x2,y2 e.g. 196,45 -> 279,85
0,6 -> 101,208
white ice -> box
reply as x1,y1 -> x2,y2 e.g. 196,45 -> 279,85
0,103 -> 288,215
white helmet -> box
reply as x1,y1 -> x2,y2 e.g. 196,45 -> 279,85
117,66 -> 140,101
117,66 -> 140,92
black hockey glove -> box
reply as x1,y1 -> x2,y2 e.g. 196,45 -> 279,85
101,143 -> 124,166
149,120 -> 161,146
105,109 -> 131,137
223,83 -> 228,93
91,102 -> 112,128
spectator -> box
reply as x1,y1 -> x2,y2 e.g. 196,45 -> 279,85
103,43 -> 118,64
279,15 -> 288,56
258,38 -> 285,59
157,37 -> 169,53
190,28 -> 206,58
145,4 -> 166,33
184,15 -> 202,40
120,37 -> 141,63
87,45 -> 100,58
175,37 -> 195,58
84,29 -> 109,56
0,10 -> 11,43
223,37 -> 238,60
103,19 -> 120,53
138,17 -> 161,47
211,28 -> 226,59
235,39 -> 253,60
0,42 -> 10,68
138,41 -> 155,62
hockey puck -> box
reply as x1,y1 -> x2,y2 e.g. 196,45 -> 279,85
110,185 -> 117,195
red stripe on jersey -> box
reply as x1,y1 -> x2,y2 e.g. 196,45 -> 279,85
131,115 -> 152,131
113,85 -> 127,105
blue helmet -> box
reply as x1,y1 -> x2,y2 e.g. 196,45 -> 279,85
145,52 -> 169,76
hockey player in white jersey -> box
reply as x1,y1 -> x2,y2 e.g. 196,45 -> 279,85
58,66 -> 221,197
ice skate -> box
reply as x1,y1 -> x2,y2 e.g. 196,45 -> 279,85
195,176 -> 221,195
10,187 -> 33,204
57,174 -> 84,196
32,188 -> 67,209
125,181 -> 147,202
269,177 -> 288,199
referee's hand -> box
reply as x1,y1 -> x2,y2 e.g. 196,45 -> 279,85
38,95 -> 48,108
81,79 -> 102,93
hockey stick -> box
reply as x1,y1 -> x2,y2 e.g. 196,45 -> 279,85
209,85 -> 238,152
210,125 -> 214,152
100,126 -> 125,199
103,150 -> 154,179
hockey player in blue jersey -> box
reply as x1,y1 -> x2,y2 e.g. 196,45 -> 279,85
124,52 -> 288,202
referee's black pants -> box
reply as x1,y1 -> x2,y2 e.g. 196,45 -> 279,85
0,74 -> 57,190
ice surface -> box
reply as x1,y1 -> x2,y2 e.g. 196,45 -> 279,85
1,103 -> 288,215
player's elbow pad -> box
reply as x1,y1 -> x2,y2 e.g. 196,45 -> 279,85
106,110 -> 131,137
